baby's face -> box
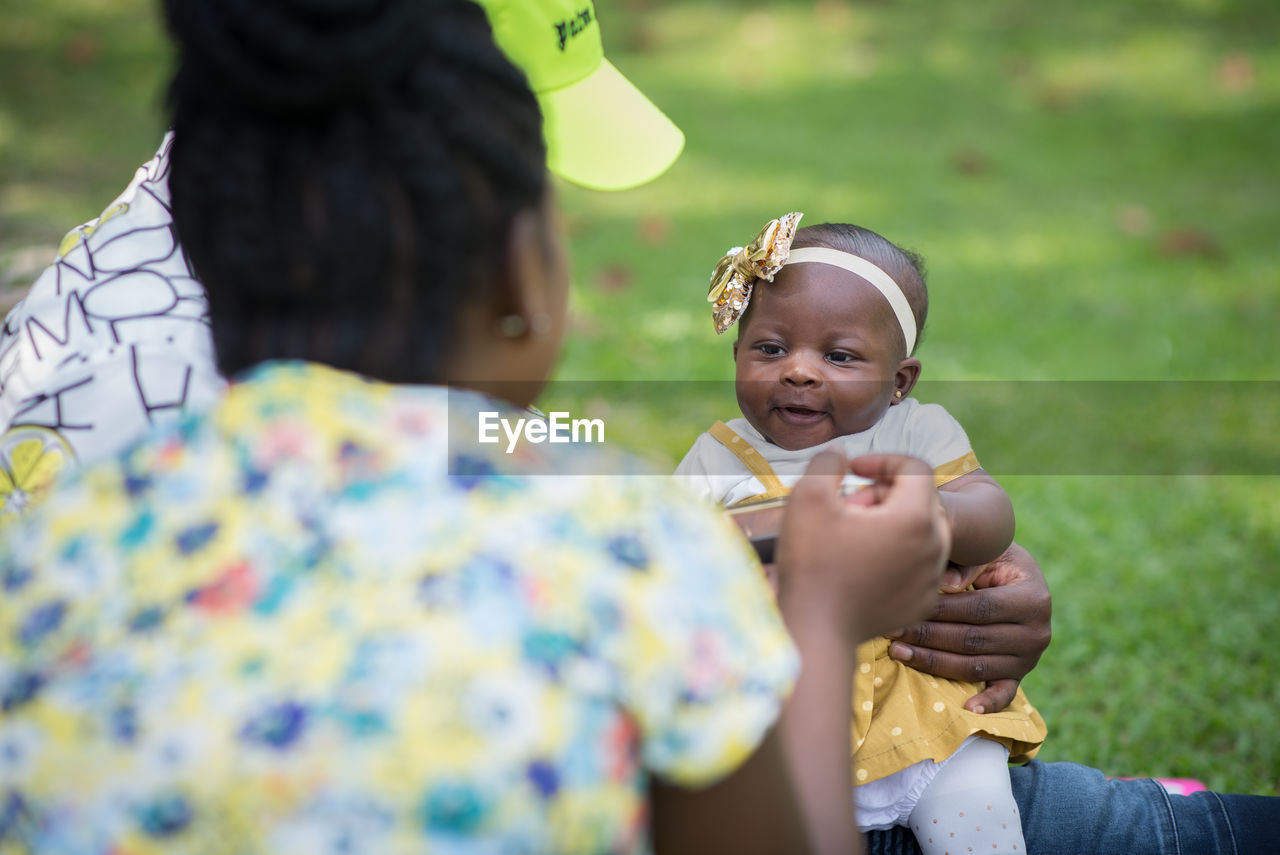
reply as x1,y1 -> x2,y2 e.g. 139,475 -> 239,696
734,263 -> 907,450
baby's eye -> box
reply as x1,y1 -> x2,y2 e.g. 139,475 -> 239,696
757,344 -> 785,356
827,351 -> 857,364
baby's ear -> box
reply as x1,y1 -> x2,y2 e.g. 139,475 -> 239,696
892,357 -> 922,403
732,338 -> 740,361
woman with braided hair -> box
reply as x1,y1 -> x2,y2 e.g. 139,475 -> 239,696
7,2 -> 1277,853
0,1 -> 950,853
163,0 -> 555,383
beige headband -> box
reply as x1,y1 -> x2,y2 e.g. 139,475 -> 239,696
784,246 -> 917,354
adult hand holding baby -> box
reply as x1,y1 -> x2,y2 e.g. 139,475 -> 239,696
888,542 -> 1052,714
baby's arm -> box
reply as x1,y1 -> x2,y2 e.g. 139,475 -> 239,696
937,469 -> 1015,567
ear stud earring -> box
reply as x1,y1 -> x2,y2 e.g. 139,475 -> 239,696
498,314 -> 527,338
498,312 -> 553,339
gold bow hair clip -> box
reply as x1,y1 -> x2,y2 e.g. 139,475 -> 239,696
706,211 -> 803,334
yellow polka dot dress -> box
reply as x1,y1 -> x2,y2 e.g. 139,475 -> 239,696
851,637 -> 1046,785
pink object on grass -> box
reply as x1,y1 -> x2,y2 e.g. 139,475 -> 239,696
1114,776 -> 1208,796
1154,778 -> 1209,796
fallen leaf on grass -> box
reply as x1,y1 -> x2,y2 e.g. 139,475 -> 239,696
64,33 -> 102,67
1217,53 -> 1255,94
593,264 -> 634,293
1036,83 -> 1084,112
1156,227 -> 1225,262
637,217 -> 671,246
1114,205 -> 1152,237
950,147 -> 989,176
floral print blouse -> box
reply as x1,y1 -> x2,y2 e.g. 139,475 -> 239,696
0,361 -> 797,854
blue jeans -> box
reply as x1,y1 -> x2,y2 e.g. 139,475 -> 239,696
864,760 -> 1280,854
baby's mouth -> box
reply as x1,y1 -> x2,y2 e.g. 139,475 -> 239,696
775,405 -> 827,426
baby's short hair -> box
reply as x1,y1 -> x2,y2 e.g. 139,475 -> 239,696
791,223 -> 929,355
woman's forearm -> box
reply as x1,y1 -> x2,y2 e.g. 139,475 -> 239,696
776,603 -> 862,855
768,451 -> 951,854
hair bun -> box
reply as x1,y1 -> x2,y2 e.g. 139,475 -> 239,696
166,0 -> 429,113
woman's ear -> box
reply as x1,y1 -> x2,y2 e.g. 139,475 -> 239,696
443,200 -> 567,407
493,207 -> 555,337
891,357 -> 922,404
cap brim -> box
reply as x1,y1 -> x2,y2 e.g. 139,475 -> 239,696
538,58 -> 685,192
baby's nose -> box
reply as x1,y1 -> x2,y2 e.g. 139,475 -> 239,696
781,352 -> 823,385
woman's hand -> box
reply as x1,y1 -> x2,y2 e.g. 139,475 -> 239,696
887,542 -> 1052,714
778,452 -> 951,644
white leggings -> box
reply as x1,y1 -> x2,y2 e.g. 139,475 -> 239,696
906,737 -> 1027,855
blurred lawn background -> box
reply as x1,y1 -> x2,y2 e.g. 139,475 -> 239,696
2,0 -> 1276,794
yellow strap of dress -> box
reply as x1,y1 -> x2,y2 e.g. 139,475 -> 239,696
709,421 -> 982,499
933,450 -> 981,488
707,421 -> 793,505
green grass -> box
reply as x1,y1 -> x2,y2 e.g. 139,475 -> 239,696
1009,475 -> 1280,794
2,0 -> 1277,795
0,0 -> 172,248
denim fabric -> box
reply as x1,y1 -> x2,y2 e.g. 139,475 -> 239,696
864,760 -> 1280,855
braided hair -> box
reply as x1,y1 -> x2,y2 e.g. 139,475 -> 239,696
165,0 -> 548,382
790,223 -> 929,356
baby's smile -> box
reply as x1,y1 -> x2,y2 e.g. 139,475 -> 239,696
774,404 -> 828,425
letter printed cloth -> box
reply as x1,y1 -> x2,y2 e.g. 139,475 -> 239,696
0,133 -> 225,517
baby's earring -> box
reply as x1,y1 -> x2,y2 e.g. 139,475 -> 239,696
893,389 -> 904,401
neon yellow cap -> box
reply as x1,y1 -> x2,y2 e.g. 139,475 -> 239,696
476,0 -> 685,190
